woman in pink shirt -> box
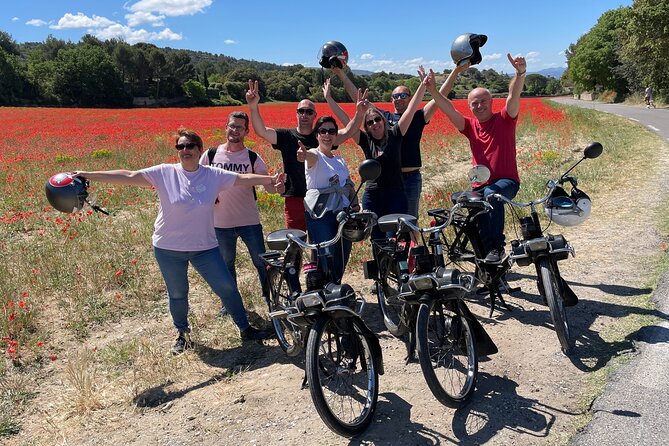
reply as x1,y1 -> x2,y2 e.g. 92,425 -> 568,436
74,127 -> 285,354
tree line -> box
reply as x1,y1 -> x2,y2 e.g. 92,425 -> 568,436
564,0 -> 668,102
1,30 -> 563,108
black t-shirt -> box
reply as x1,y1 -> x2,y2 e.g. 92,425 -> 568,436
382,108 -> 428,168
272,128 -> 318,198
358,125 -> 404,191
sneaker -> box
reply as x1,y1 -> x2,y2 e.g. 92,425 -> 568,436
218,306 -> 229,317
241,325 -> 272,342
171,332 -> 192,355
484,247 -> 505,263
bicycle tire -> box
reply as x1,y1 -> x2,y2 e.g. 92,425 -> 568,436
538,257 -> 573,354
376,254 -> 408,336
266,268 -> 301,356
416,299 -> 478,407
306,315 -> 379,437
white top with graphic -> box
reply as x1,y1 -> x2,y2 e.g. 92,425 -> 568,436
140,163 -> 237,251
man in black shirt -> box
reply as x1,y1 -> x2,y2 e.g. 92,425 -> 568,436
246,80 -> 318,231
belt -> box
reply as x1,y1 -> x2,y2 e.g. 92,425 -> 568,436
402,169 -> 421,175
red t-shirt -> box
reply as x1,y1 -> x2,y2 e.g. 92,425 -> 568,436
461,107 -> 519,185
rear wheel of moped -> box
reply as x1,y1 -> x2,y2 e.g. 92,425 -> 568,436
377,255 -> 408,336
266,268 -> 301,356
306,315 -> 379,437
416,299 -> 478,407
538,257 -> 573,354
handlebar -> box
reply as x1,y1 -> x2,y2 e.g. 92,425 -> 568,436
286,211 -> 377,251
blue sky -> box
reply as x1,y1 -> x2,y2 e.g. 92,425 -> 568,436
4,0 -> 633,74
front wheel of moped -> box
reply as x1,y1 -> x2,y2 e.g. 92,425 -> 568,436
416,299 -> 478,407
537,257 -> 573,354
306,315 -> 379,437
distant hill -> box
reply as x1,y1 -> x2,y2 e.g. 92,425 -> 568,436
532,67 -> 565,78
352,69 -> 375,76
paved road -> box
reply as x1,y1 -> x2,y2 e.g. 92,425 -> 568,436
551,97 -> 669,141
551,98 -> 669,446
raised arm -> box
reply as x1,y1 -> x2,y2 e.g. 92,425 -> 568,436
336,88 -> 369,145
331,66 -> 359,103
425,67 -> 466,131
323,78 -> 351,126
397,67 -> 429,135
245,80 -> 278,145
423,63 -> 470,122
505,53 -> 527,119
72,170 -> 150,187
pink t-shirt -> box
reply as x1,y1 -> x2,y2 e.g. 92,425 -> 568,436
140,163 -> 237,251
461,107 -> 520,185
199,146 -> 268,228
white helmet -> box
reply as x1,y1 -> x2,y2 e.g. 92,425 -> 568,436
544,186 -> 591,226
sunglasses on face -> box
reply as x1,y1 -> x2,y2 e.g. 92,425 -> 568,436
297,108 -> 315,116
317,127 -> 337,135
365,116 -> 383,127
175,142 -> 199,151
391,92 -> 410,100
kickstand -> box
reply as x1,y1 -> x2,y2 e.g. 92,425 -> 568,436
404,332 -> 417,365
301,371 -> 308,390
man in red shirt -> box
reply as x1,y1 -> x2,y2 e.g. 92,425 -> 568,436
434,53 -> 527,262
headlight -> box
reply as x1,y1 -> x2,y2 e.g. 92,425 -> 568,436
526,238 -> 549,252
409,274 -> 435,291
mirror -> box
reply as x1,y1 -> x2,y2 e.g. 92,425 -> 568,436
583,142 -> 603,159
468,165 -> 490,184
359,159 -> 382,183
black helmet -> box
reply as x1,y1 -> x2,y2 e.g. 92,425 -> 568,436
450,33 -> 488,66
342,211 -> 377,242
45,173 -> 89,213
318,41 -> 349,69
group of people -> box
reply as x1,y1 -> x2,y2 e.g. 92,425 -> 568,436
73,52 -> 527,354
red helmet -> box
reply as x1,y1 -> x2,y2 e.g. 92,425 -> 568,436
45,173 -> 89,213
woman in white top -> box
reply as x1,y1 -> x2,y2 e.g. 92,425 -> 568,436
73,127 -> 285,354
297,89 -> 368,283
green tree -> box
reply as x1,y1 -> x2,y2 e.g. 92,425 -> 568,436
182,79 -> 208,104
525,74 -> 548,96
0,48 -> 27,104
51,45 -> 128,106
567,7 -> 630,94
619,0 -> 669,100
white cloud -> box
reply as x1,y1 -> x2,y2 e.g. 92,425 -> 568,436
50,12 -> 115,29
125,11 -> 165,27
26,19 -> 47,27
525,51 -> 540,58
360,53 -> 374,60
12,17 -> 19,21
224,39 -> 237,44
93,24 -> 182,44
128,0 -> 213,17
483,53 -> 502,61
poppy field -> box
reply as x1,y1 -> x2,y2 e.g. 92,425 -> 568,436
0,98 -> 574,363
0,97 -> 583,436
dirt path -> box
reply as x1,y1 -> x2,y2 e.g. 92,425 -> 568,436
8,137 -> 669,446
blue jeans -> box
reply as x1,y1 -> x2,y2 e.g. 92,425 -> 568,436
402,171 -> 423,218
305,211 -> 352,284
362,188 -> 408,240
153,246 -> 250,333
215,224 -> 267,294
473,179 -> 520,252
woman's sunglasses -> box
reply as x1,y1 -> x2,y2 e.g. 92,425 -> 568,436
175,142 -> 199,150
317,128 -> 337,135
365,116 -> 383,127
